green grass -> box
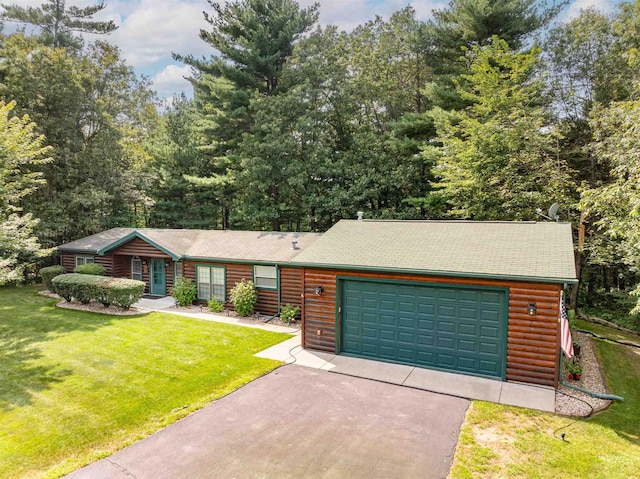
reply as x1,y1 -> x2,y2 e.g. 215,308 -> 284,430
581,305 -> 640,334
450,321 -> 640,479
0,285 -> 291,478
575,319 -> 640,345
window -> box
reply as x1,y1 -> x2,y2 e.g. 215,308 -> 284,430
174,261 -> 183,281
254,265 -> 277,289
196,266 -> 225,301
75,256 -> 95,267
131,257 -> 142,281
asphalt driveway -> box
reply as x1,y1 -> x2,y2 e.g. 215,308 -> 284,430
66,365 -> 469,479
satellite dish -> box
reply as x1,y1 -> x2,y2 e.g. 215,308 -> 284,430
548,203 -> 560,221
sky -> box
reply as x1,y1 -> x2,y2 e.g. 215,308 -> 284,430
8,0 -> 623,101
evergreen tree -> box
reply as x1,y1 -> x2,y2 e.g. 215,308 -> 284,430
178,0 -> 319,230
433,38 -> 570,220
1,0 -> 117,50
394,0 -> 567,217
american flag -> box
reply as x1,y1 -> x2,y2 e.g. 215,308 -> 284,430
560,291 -> 574,358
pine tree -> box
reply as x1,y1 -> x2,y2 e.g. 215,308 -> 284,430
1,0 -> 117,50
177,0 -> 319,230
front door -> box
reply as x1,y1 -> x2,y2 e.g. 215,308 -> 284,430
150,259 -> 166,296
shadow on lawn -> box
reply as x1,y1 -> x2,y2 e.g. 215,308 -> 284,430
587,342 -> 640,445
0,286 -> 138,411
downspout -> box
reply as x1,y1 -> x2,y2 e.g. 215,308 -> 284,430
559,352 -> 624,401
264,264 -> 281,323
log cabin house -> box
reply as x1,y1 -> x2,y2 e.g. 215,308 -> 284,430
57,220 -> 576,388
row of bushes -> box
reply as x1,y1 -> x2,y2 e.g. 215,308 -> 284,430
51,273 -> 145,309
40,263 -> 107,290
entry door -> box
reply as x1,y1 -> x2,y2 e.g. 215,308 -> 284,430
150,259 -> 166,296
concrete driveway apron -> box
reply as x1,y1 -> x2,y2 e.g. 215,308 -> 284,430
66,365 -> 469,479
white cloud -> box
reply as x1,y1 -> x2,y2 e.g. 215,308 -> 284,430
565,0 -> 617,19
151,63 -> 193,98
299,0 -> 443,32
98,0 -> 213,69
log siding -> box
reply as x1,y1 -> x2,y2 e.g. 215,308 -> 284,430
302,269 -> 561,387
110,237 -> 171,258
61,252 -> 113,275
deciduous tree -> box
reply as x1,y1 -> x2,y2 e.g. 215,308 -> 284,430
0,100 -> 52,284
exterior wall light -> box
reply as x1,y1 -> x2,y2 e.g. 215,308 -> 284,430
528,303 -> 537,316
315,286 -> 323,295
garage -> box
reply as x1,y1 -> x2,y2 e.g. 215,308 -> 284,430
341,279 -> 507,378
294,219 -> 577,387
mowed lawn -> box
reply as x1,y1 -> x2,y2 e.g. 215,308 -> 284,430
450,320 -> 640,479
0,286 -> 291,478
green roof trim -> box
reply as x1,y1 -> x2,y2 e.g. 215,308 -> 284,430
97,231 -> 181,260
182,256 -> 292,266
293,261 -> 578,285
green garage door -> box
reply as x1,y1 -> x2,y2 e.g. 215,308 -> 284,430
341,280 -> 507,379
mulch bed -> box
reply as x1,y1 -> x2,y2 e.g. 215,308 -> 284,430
39,290 -> 144,316
171,304 -> 301,329
40,290 -> 300,327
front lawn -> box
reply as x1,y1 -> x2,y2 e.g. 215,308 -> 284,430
0,286 -> 290,478
450,321 -> 640,479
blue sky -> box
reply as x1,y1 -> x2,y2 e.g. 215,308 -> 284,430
12,0 -> 623,100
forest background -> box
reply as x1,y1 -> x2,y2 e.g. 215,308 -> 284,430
2,0 -> 640,328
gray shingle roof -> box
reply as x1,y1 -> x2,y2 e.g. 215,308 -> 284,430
57,228 -> 136,253
58,228 -> 323,263
291,220 -> 577,283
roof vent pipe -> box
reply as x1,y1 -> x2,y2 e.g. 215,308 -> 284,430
291,241 -> 298,250
357,211 -> 364,221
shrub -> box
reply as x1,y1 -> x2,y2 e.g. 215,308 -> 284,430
230,279 -> 257,317
51,273 -> 144,309
208,298 -> 225,313
51,274 -> 77,302
40,265 -> 66,290
173,278 -> 197,307
106,278 -> 145,309
280,304 -> 300,324
74,263 -> 107,276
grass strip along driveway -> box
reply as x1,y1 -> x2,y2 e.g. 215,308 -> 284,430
0,286 -> 290,478
450,319 -> 640,479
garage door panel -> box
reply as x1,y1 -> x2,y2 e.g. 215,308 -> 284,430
417,319 -> 435,330
379,315 -> 395,326
479,360 -> 500,375
341,280 -> 506,379
457,357 -> 477,370
459,323 -> 477,336
480,325 -> 500,338
439,321 -> 455,333
438,305 -> 456,317
459,307 -> 477,320
398,331 -> 415,344
481,291 -> 502,303
437,353 -> 455,368
480,342 -> 499,355
437,336 -> 455,350
362,298 -> 378,309
398,318 -> 415,328
362,325 -> 379,337
458,339 -> 477,352
417,334 -> 434,346
480,310 -> 500,322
